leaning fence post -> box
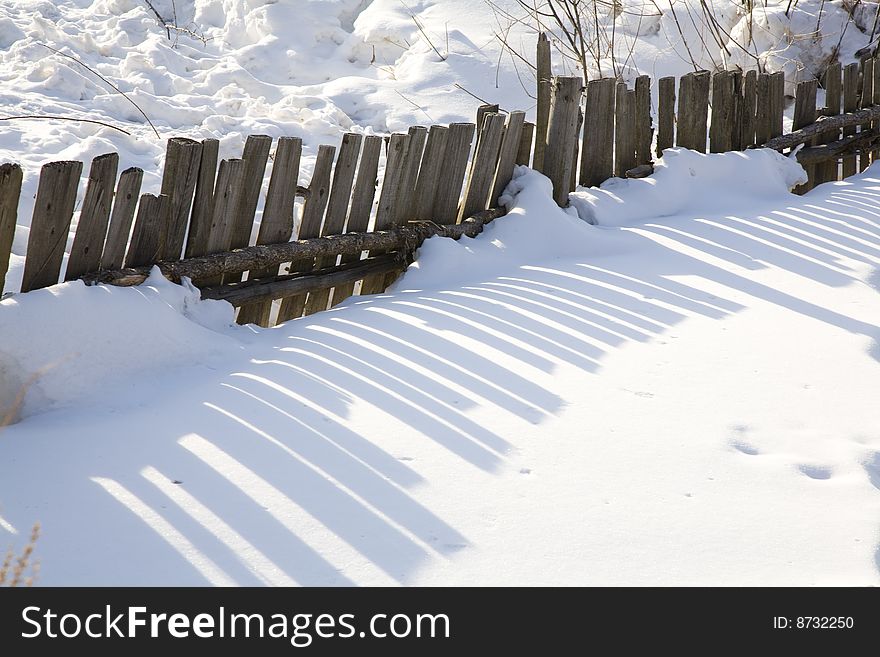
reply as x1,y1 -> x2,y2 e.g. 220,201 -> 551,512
534,32 -> 552,171
544,76 -> 582,206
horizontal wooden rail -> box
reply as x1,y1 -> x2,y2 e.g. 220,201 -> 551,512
795,129 -> 880,164
200,254 -> 404,306
760,105 -> 880,151
80,207 -> 505,288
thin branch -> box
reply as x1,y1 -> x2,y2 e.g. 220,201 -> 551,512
0,115 -> 132,135
38,44 -> 161,139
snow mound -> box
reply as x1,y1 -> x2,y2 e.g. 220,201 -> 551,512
570,148 -> 807,226
0,268 -> 242,420
390,167 -> 602,291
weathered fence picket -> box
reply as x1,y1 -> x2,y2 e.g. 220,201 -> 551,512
20,160 -> 82,293
0,164 -> 22,297
65,152 -> 119,281
100,167 -> 143,270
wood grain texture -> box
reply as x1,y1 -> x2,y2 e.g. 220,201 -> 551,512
614,83 -> 636,177
432,122 -> 475,224
229,135 -> 272,251
159,137 -> 202,260
304,133 -> 364,316
676,71 -> 710,153
332,135 -> 383,306
818,62 -> 842,184
581,77 -> 616,187
490,110 -> 526,207
237,136 -> 303,326
634,75 -> 653,165
185,138 -> 219,258
459,112 -> 505,220
516,121 -> 535,166
413,125 -> 449,221
65,152 -> 119,280
21,160 -> 83,292
534,32 -> 552,171
0,163 -> 22,296
125,193 -> 171,268
277,144 -> 335,321
657,76 -> 675,158
843,62 -> 859,178
100,167 -> 143,270
544,76 -> 582,205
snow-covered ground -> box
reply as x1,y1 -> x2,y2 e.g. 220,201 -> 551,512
1,1 -> 880,585
2,151 -> 879,585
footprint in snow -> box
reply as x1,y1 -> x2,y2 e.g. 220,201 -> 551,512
731,441 -> 760,456
863,452 -> 880,490
798,464 -> 832,480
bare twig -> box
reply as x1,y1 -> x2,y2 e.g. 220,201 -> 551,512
0,115 -> 132,135
38,44 -> 161,139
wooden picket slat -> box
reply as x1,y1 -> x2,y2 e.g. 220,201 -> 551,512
277,144 -> 335,321
516,121 -> 535,165
730,70 -> 744,150
159,137 -> 202,260
0,163 -> 22,297
843,62 -> 859,178
432,122 -> 475,224
201,159 -> 246,258
229,135 -> 272,251
793,79 -> 818,193
582,77 -> 615,186
569,107 -> 583,193
373,134 -> 411,231
304,133 -> 364,316
475,105 -> 499,150
710,71 -> 734,153
100,167 -> 143,270
332,135 -> 383,306
769,71 -> 785,139
360,134 -> 410,296
413,125 -> 450,221
236,136 -> 303,327
818,63 -> 842,185
395,126 -> 428,224
534,32 -> 551,171
125,193 -> 171,268
544,76 -> 582,204
185,138 -> 219,258
20,160 -> 83,293
490,110 -> 526,207
741,70 -> 757,148
614,83 -> 636,177
676,71 -> 710,153
755,72 -> 772,145
657,76 -> 675,158
634,75 -> 652,165
64,152 -> 119,281
860,58 -> 874,171
459,112 -> 506,220
872,56 -> 880,162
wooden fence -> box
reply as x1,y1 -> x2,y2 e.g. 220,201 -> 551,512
3,43 -> 880,327
531,51 -> 880,203
0,110 -> 528,328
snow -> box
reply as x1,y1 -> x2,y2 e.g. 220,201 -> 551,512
1,1 -> 880,586
2,156 -> 880,585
